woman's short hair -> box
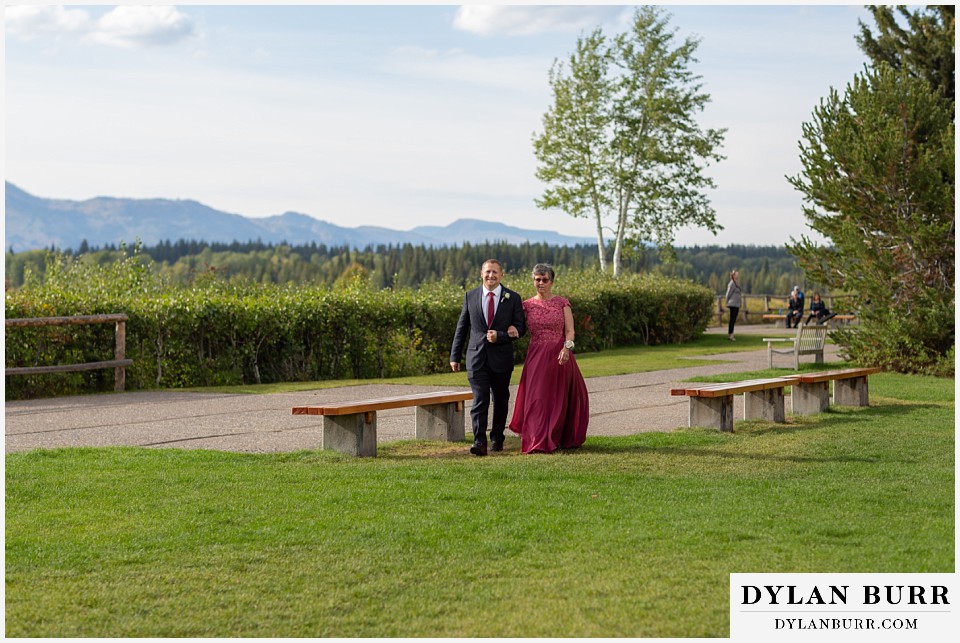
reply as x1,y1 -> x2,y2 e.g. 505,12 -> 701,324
532,263 -> 555,281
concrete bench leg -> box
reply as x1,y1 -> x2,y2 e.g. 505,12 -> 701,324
415,401 -> 466,441
744,388 -> 786,423
834,376 -> 869,407
690,395 -> 734,432
323,412 -> 377,457
792,381 -> 830,414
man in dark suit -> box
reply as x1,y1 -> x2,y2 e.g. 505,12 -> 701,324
450,259 -> 526,456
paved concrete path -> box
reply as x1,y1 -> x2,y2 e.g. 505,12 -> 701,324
4,325 -> 840,454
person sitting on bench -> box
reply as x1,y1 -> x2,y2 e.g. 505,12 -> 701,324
785,288 -> 804,328
805,292 -> 836,325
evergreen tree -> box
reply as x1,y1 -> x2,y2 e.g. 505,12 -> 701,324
856,5 -> 955,108
787,63 -> 954,374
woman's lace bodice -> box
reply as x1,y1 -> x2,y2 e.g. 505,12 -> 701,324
523,296 -> 569,345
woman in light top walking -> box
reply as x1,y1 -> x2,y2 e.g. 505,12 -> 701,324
725,269 -> 741,341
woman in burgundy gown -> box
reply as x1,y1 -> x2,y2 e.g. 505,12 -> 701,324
508,264 -> 589,453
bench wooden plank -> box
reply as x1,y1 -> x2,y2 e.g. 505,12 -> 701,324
677,377 -> 799,398
793,367 -> 881,384
671,379 -> 774,397
292,390 -> 473,416
700,377 -> 796,396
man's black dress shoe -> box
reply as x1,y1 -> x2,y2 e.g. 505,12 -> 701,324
470,441 -> 488,456
490,441 -> 503,452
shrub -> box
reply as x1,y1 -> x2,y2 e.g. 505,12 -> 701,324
5,255 -> 713,398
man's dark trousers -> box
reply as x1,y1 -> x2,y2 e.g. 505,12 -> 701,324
466,367 -> 511,445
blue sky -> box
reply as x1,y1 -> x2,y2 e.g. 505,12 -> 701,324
4,3 -> 871,247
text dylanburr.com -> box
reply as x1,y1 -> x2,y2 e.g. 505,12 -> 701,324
730,573 -> 956,641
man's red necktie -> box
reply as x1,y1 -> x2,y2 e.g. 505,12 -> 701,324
487,291 -> 495,328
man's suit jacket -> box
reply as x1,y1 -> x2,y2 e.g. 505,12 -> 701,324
450,286 -> 526,373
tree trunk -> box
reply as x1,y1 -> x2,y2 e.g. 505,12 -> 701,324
612,228 -> 624,277
593,210 -> 607,273
612,195 -> 630,277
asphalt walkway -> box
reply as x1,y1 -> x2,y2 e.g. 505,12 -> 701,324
4,325 -> 840,454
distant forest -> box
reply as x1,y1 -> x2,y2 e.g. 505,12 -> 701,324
6,239 -> 815,295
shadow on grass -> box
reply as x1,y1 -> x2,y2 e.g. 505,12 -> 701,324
378,400 -> 943,464
589,443 -> 884,465
582,402 -> 941,465
379,434 -> 886,466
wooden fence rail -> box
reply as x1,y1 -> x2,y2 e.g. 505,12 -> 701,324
5,313 -> 132,391
713,294 -> 855,325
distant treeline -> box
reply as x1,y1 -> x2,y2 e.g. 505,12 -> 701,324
5,239 -> 813,295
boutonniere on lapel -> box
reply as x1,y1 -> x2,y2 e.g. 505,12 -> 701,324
503,293 -> 510,300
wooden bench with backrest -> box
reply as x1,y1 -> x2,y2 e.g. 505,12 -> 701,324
292,390 -> 473,457
763,323 -> 829,369
670,377 -> 800,432
789,367 -> 883,414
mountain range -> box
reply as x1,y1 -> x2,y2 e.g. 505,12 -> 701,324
3,182 -> 594,252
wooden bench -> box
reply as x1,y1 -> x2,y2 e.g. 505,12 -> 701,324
292,390 -> 473,456
763,323 -> 828,369
670,377 -> 800,432
762,313 -> 856,327
790,367 -> 883,414
762,314 -> 787,327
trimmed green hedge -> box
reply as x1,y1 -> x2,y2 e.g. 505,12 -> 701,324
5,255 -> 712,398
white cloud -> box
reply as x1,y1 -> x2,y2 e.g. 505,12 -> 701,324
453,5 -> 621,36
4,5 -> 196,48
91,6 -> 196,48
4,5 -> 92,40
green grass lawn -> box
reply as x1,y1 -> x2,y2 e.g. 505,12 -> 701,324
5,369 -> 953,637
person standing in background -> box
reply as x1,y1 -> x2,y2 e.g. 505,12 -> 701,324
725,269 -> 741,341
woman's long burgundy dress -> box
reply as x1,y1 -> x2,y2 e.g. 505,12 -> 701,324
508,296 -> 589,453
